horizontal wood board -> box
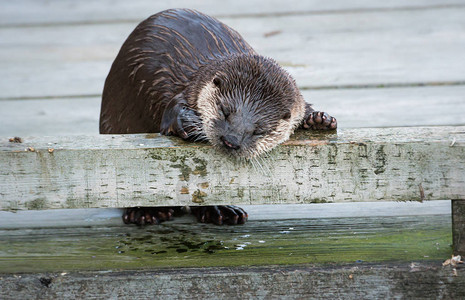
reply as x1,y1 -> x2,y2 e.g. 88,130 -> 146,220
0,215 -> 452,273
1,85 -> 465,136
0,126 -> 464,210
2,262 -> 464,299
0,201 -> 452,230
2,0 -> 463,26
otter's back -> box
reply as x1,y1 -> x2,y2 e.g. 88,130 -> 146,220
100,9 -> 255,134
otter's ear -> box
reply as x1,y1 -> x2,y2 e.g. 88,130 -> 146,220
213,77 -> 222,88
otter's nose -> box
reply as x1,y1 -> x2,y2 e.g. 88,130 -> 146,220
220,135 -> 240,150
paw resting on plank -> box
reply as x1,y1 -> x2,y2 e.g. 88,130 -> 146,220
302,111 -> 337,130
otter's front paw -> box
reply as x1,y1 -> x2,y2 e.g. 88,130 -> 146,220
160,101 -> 206,141
302,111 -> 337,130
123,207 -> 179,225
191,205 -> 248,225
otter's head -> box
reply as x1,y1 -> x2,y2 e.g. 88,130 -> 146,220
193,55 -> 305,159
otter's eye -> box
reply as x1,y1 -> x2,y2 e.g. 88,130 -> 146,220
253,128 -> 267,136
213,77 -> 221,87
220,105 -> 230,118
282,111 -> 291,120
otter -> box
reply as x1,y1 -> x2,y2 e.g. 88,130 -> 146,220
100,9 -> 337,225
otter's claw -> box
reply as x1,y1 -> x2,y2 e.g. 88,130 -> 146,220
303,111 -> 337,130
191,205 -> 248,225
160,96 -> 206,141
123,207 -> 182,225
160,106 -> 202,140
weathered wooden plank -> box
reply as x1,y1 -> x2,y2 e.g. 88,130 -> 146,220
0,201 -> 452,229
1,262 -> 464,299
0,97 -> 101,136
2,85 -> 464,136
306,86 -> 465,128
2,7 -> 465,98
1,0 -> 462,26
453,200 -> 465,256
0,126 -> 464,210
0,215 -> 452,273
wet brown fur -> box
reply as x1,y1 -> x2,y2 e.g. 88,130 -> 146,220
100,9 -> 254,134
100,9 -> 329,159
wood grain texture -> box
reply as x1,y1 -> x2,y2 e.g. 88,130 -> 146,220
0,201 -> 451,229
1,263 -> 464,299
2,85 -> 464,137
0,97 -> 101,136
0,215 -> 452,272
2,6 -> 465,98
0,126 -> 463,210
2,0 -> 462,26
453,200 -> 465,256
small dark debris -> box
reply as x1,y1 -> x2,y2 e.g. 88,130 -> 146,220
419,183 -> 425,202
264,30 -> 282,38
9,137 -> 22,143
349,141 -> 366,146
39,277 -> 52,288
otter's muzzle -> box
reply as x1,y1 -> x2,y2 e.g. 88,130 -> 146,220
220,135 -> 240,150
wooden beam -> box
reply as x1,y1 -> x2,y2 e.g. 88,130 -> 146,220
453,200 -> 465,256
0,126 -> 464,211
0,214 -> 452,273
0,201 -> 451,229
1,263 -> 464,299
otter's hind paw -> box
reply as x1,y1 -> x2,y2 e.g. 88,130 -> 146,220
123,207 -> 181,225
302,111 -> 337,130
191,205 -> 248,225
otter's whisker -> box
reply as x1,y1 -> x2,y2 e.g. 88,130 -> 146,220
248,156 -> 259,174
257,154 -> 272,176
251,156 -> 267,176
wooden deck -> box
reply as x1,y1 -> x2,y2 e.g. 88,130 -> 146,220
1,1 -> 465,298
1,0 -> 465,135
